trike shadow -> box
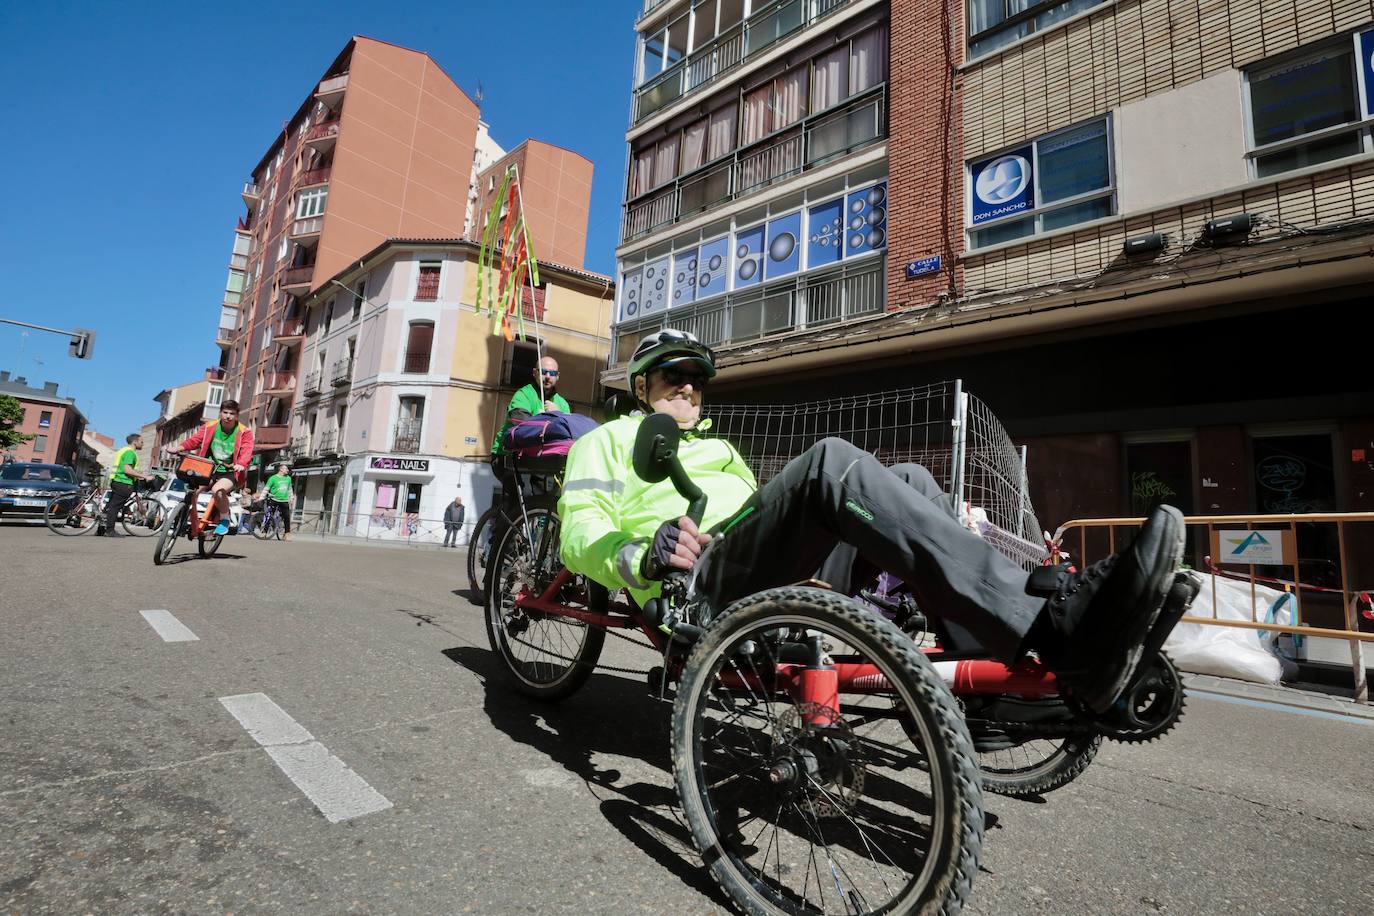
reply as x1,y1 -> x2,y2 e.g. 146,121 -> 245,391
158,551 -> 247,565
441,645 -> 730,908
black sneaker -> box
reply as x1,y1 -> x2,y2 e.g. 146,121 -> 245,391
1032,505 -> 1185,713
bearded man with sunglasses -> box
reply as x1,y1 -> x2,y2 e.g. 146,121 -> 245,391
559,329 -> 1192,716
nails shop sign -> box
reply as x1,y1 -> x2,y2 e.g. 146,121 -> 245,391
370,456 -> 430,472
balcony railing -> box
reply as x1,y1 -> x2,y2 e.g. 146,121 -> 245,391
290,216 -> 324,239
614,258 -> 884,355
316,428 -> 338,456
392,419 -> 422,454
623,86 -> 885,242
205,366 -> 227,381
215,331 -> 233,349
330,357 -> 354,386
402,352 -> 431,374
282,265 -> 314,289
303,370 -> 321,395
256,424 -> 290,449
299,167 -> 331,187
262,372 -> 296,394
236,215 -> 253,233
273,318 -> 306,341
304,120 -> 340,146
633,0 -> 851,124
242,182 -> 261,202
289,435 -> 309,457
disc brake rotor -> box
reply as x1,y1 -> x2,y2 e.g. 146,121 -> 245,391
771,704 -> 866,818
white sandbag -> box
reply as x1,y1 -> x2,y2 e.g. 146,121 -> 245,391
1163,577 -> 1295,685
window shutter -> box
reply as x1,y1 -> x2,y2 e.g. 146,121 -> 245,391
404,323 -> 434,373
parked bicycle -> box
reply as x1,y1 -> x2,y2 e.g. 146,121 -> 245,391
45,483 -> 159,537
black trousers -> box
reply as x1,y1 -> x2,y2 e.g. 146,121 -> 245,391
693,438 -> 1043,662
104,481 -> 134,532
268,498 -> 292,533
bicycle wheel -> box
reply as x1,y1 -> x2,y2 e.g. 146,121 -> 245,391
250,511 -> 271,540
119,496 -> 158,536
974,732 -> 1101,798
467,505 -> 503,595
484,495 -> 605,701
45,490 -> 100,535
154,503 -> 186,566
673,587 -> 983,916
199,527 -> 224,557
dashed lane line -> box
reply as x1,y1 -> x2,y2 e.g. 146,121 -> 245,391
218,693 -> 393,823
139,610 -> 199,642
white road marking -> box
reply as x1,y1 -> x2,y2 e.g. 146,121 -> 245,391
139,610 -> 199,642
219,693 -> 393,823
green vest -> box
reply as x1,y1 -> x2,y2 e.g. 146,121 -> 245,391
110,446 -> 138,485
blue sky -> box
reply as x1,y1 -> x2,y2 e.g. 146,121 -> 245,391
0,0 -> 637,440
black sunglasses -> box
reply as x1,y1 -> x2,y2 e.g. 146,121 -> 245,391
657,365 -> 710,388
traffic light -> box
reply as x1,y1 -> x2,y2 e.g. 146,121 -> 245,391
68,328 -> 95,360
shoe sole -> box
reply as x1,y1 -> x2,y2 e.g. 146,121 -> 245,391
1123,570 -> 1202,694
1081,506 -> 1186,713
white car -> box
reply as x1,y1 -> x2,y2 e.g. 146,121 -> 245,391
148,474 -> 245,528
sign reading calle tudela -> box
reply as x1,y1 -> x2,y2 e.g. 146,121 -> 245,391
369,456 -> 430,472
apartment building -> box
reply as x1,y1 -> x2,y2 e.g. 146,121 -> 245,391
284,239 -> 613,541
611,1 -> 1374,545
150,378 -> 223,460
0,371 -> 86,468
470,139 -> 596,269
217,36 -> 485,463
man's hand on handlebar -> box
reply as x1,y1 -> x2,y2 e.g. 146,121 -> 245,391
641,516 -> 712,581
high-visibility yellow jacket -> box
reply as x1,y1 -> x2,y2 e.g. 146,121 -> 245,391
558,414 -> 756,607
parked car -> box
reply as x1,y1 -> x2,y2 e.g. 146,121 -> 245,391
0,462 -> 81,519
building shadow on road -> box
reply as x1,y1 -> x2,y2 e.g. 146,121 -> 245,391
441,645 -> 730,908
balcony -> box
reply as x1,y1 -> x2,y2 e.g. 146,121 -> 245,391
242,182 -> 261,205
304,118 -> 340,151
392,419 -> 422,454
623,86 -> 885,243
262,372 -> 297,395
303,370 -> 321,396
290,215 -> 324,243
330,357 -> 354,386
288,434 -> 309,457
281,265 -> 314,290
215,330 -> 233,349
299,166 -> 331,187
633,0 -> 852,124
614,258 -> 884,355
315,73 -> 348,108
236,215 -> 253,233
272,318 -> 306,342
256,424 -> 290,449
402,352 -> 431,374
205,366 -> 227,381
315,428 -> 338,456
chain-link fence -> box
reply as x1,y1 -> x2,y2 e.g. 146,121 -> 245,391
704,380 -> 1047,568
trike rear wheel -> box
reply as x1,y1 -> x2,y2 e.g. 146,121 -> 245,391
484,495 -> 606,701
672,587 -> 982,915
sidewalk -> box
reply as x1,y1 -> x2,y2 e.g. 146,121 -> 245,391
293,532 -> 469,554
1184,673 -> 1374,721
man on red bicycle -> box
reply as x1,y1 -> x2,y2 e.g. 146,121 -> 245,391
559,329 -> 1190,714
166,399 -> 255,536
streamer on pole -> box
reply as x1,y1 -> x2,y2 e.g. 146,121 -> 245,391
475,164 -> 543,349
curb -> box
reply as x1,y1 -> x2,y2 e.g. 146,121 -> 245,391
1184,673 -> 1374,721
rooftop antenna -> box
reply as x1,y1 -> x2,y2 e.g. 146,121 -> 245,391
475,80 -> 484,104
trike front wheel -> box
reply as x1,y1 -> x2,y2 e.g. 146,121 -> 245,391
483,495 -> 605,701
672,587 -> 983,916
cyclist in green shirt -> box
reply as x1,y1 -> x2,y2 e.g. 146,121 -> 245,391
490,354 -> 570,522
263,464 -> 294,540
101,433 -> 149,537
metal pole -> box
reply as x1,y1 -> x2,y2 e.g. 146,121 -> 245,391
949,379 -> 966,513
1018,443 -> 1030,538
0,317 -> 80,336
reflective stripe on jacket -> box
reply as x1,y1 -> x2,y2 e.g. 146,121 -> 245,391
558,414 -> 757,608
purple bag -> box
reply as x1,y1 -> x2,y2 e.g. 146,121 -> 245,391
505,412 -> 599,457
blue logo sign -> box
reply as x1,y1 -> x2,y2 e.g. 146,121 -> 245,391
1359,29 -> 1374,118
905,256 -> 941,279
971,147 -> 1033,225
1229,532 -> 1269,556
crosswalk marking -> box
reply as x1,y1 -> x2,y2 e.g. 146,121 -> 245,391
139,610 -> 199,642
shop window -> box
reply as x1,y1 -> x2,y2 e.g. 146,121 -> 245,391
967,0 -> 1108,59
403,321 -> 434,374
1251,433 -> 1340,587
1125,438 -> 1195,516
505,337 -> 541,387
415,261 -> 441,300
967,117 -> 1114,249
1246,40 -> 1372,179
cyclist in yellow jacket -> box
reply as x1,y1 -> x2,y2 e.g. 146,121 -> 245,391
101,432 -> 149,537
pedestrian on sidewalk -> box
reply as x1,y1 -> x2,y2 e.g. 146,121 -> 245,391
100,433 -> 149,537
443,495 -> 465,548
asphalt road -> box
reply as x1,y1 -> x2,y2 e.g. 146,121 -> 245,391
2,523 -> 1371,915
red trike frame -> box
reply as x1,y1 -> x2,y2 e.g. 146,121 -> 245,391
513,566 -> 1063,720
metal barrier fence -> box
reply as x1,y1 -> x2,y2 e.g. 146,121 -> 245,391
1054,513 -> 1374,703
704,379 -> 1047,568
280,509 -> 473,548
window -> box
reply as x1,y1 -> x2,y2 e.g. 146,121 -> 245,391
639,13 -> 688,85
296,187 -> 327,219
403,321 -> 434,374
967,0 -> 1107,58
1246,41 -> 1371,179
351,279 -> 365,321
207,384 -> 224,410
395,397 -> 424,452
277,238 -> 290,263
505,337 -> 541,386
323,297 -> 334,335
38,410 -> 52,428
967,118 -> 1114,249
740,66 -> 809,145
415,261 -> 441,300
33,434 -> 47,453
